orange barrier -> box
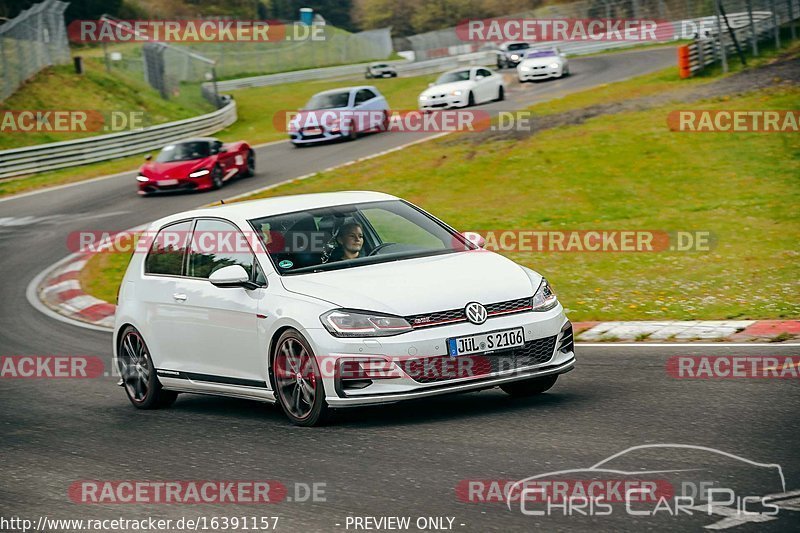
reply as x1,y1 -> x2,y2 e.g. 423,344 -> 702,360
678,45 -> 691,79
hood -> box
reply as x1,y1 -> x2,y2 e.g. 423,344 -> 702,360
140,158 -> 211,180
421,80 -> 473,97
519,56 -> 563,68
280,251 -> 539,316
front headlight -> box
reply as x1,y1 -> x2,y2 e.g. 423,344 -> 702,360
510,54 -> 519,60
450,90 -> 462,96
320,309 -> 412,337
532,278 -> 558,312
189,169 -> 210,178
136,175 -> 149,182
520,65 -> 530,71
419,95 -> 428,101
549,62 -> 561,69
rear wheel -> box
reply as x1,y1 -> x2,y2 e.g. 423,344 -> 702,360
345,121 -> 358,141
272,330 -> 330,426
500,375 -> 558,398
118,326 -> 178,409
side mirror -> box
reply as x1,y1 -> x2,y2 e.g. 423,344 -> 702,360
476,75 -> 485,80
462,231 -> 486,249
218,146 -> 227,153
428,82 -> 434,87
209,265 -> 258,289
144,154 -> 152,161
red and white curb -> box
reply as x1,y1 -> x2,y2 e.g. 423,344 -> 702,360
29,252 -> 116,331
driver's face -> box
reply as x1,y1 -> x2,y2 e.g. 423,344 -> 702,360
339,228 -> 363,253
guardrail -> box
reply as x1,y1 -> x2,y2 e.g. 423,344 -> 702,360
0,101 -> 237,180
679,6 -> 799,77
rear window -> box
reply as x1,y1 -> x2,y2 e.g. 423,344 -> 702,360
144,220 -> 193,276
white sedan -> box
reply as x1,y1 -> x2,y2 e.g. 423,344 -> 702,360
418,67 -> 505,110
517,48 -> 570,82
113,191 -> 575,426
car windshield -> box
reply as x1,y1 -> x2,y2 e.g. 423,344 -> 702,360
249,200 -> 476,275
372,64 -> 388,68
436,70 -> 471,84
526,50 -> 557,58
156,141 -> 210,162
304,91 -> 351,110
508,43 -> 529,51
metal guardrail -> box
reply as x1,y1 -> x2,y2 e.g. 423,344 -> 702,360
0,101 -> 237,179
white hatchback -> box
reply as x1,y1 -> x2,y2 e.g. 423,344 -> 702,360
114,191 -> 575,425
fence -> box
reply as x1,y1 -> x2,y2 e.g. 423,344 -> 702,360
679,0 -> 800,76
0,101 -> 236,179
0,0 -> 71,102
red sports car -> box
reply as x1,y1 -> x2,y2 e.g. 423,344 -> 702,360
136,137 -> 254,196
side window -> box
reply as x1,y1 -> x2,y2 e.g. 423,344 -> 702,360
144,220 -> 194,276
187,219 -> 256,280
354,89 -> 376,105
477,68 -> 492,78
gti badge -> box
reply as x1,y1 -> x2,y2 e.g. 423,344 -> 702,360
465,302 -> 487,325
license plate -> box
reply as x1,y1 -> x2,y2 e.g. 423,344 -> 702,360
304,128 -> 322,135
159,179 -> 178,186
447,327 -> 524,357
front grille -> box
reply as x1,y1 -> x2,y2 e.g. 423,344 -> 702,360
396,335 -> 557,384
406,296 -> 533,329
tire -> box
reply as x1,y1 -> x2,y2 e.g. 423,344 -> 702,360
496,86 -> 504,101
345,121 -> 358,141
390,72 -> 397,78
210,164 -> 223,189
467,91 -> 475,107
243,150 -> 255,177
562,65 -> 570,77
377,110 -> 390,132
117,326 -> 178,409
271,329 -> 330,427
500,375 -> 558,398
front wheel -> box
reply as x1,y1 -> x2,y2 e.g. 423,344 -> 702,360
272,330 -> 330,426
500,375 -> 558,398
467,91 -> 475,107
243,150 -> 255,177
117,326 -> 178,409
496,86 -> 504,101
210,164 -> 223,189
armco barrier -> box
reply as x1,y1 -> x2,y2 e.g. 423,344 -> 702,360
0,101 -> 236,180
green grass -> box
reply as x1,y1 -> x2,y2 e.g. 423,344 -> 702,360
0,58 -> 212,150
226,84 -> 799,322
79,248 -> 135,305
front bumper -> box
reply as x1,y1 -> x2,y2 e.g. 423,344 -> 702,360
290,128 -> 346,145
518,65 -> 563,80
306,306 -> 575,407
419,94 -> 468,110
137,177 -> 210,195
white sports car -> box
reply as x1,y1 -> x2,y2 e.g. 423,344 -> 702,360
517,48 -> 570,82
113,191 -> 575,426
418,67 -> 505,110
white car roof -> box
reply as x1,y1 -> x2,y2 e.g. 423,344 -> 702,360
312,86 -> 379,96
149,191 -> 399,229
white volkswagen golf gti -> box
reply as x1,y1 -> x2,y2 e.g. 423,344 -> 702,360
114,191 -> 575,425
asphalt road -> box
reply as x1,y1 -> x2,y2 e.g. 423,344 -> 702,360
3,47 -> 799,532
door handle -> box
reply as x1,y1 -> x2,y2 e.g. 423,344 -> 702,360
173,293 -> 187,302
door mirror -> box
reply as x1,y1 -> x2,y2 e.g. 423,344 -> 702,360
144,154 -> 152,161
476,74 -> 485,80
209,265 -> 258,289
462,231 -> 486,249
428,82 -> 434,87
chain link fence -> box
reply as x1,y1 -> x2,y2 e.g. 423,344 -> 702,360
404,0 -> 797,60
0,0 -> 71,102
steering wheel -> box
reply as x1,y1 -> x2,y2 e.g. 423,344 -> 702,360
367,242 -> 396,257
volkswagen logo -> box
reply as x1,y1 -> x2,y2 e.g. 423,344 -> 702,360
465,302 -> 487,325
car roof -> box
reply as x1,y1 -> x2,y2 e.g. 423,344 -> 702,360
167,137 -> 217,145
312,86 -> 378,96
149,191 -> 399,229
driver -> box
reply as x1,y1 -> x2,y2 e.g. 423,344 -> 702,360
331,222 -> 364,261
